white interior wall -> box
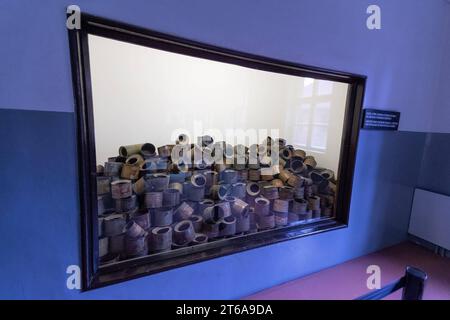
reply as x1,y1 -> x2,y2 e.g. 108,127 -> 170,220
88,35 -> 348,174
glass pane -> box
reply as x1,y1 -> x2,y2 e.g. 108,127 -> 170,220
313,102 -> 331,124
88,34 -> 349,266
302,78 -> 314,97
311,125 -> 328,150
296,103 -> 311,124
292,125 -> 309,146
316,79 -> 334,96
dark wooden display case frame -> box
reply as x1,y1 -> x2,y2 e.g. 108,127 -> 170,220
68,13 -> 366,290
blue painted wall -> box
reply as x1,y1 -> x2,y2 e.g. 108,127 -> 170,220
418,133 -> 450,195
0,0 -> 448,299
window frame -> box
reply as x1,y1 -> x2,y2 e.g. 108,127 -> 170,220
68,13 -> 366,290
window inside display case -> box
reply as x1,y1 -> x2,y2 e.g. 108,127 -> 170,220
69,14 -> 365,290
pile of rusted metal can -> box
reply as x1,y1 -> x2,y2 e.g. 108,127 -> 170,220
97,135 -> 336,264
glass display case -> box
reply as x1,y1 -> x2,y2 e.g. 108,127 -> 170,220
69,14 -> 365,289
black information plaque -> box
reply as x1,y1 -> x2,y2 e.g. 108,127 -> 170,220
362,108 -> 400,130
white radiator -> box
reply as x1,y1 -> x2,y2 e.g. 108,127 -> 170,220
408,188 -> 450,250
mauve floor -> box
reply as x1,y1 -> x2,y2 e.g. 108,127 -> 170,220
244,241 -> 450,300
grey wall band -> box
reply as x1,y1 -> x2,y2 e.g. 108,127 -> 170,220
173,220 -> 195,245
191,233 -> 208,245
149,226 -> 172,252
115,194 -> 137,213
162,188 -> 181,207
189,215 -> 204,233
173,202 -> 194,221
151,207 -> 173,226
111,180 -> 132,199
104,161 -> 123,177
144,191 -> 163,208
103,213 -> 127,236
219,216 -> 236,237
